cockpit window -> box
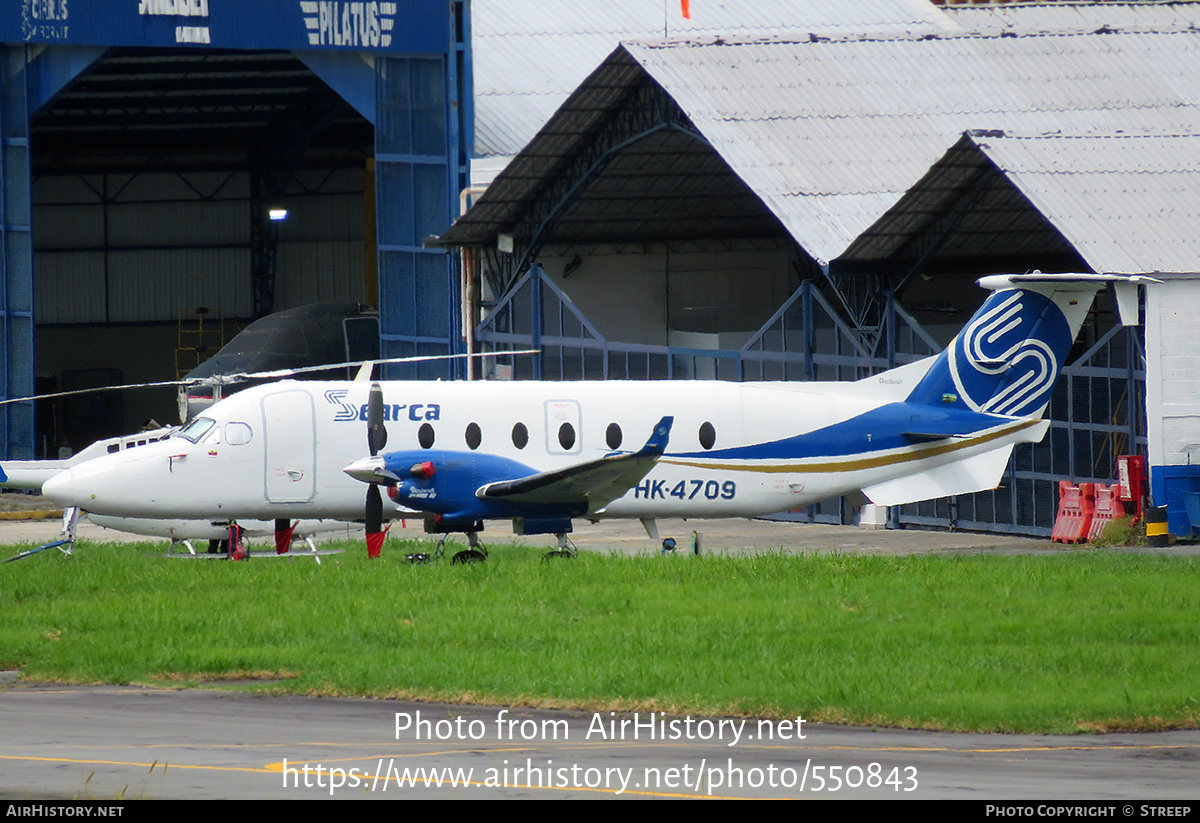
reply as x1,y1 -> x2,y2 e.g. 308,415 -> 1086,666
177,417 -> 216,443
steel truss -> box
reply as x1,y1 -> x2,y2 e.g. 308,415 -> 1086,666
491,76 -> 705,296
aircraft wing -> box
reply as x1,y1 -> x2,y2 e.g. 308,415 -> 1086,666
476,416 -> 673,512
0,459 -> 69,491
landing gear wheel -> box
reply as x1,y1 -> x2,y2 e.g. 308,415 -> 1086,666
452,532 -> 487,564
405,553 -> 431,565
542,533 -> 578,561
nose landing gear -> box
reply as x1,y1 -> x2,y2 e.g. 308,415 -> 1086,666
542,532 -> 577,561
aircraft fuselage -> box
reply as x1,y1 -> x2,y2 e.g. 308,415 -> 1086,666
40,371 -> 1036,525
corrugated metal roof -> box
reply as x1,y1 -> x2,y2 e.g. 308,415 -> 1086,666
472,0 -> 954,157
970,132 -> 1200,274
841,128 -> 1200,275
944,1 -> 1200,35
619,26 -> 1200,263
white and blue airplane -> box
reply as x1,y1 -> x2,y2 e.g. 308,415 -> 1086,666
10,273 -> 1145,559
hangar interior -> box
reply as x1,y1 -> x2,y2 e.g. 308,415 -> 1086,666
2,0 -> 470,457
32,48 -> 374,451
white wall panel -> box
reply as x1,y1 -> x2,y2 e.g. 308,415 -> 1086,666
34,253 -> 106,324
537,244 -> 794,346
106,248 -> 251,322
33,167 -> 364,325
1146,278 -> 1200,468
32,175 -> 104,204
34,205 -> 106,249
107,200 -> 248,247
275,240 -> 365,307
276,192 -> 363,242
116,170 -> 247,203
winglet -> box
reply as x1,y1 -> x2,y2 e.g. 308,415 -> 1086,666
636,416 -> 673,457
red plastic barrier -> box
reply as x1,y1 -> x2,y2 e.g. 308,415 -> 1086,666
1088,483 -> 1127,541
1052,481 -> 1095,543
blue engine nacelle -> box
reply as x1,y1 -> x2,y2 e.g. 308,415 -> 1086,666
382,449 -> 587,524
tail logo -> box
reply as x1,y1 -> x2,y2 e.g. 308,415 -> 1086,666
948,290 -> 1070,417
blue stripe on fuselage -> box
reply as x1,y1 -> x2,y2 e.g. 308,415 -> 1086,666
671,402 -> 1012,461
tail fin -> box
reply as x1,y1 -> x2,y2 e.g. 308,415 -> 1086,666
906,273 -> 1149,418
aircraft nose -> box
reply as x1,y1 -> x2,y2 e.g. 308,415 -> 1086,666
41,468 -> 77,507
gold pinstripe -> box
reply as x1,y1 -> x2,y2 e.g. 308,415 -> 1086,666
657,419 -> 1043,474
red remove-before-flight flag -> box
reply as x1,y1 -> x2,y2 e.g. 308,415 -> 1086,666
681,0 -> 690,19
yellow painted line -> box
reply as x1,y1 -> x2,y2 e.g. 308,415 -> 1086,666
452,781 -> 733,799
0,753 -> 270,774
262,746 -> 540,770
0,753 -> 740,798
660,419 -> 1041,474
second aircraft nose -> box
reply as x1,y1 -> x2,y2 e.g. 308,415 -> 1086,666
41,468 -> 77,508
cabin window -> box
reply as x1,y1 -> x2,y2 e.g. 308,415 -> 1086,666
225,422 -> 253,445
465,422 -> 481,450
699,421 -> 716,450
558,422 -> 576,451
177,417 -> 215,443
418,423 -> 435,449
606,423 -> 622,450
512,422 -> 529,449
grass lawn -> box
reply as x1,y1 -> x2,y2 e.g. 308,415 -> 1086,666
2,539 -> 1198,734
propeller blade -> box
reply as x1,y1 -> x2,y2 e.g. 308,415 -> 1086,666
0,349 -> 540,407
366,484 -> 383,534
364,380 -> 388,557
366,484 -> 384,559
229,349 -> 542,381
367,381 -> 388,456
0,378 -> 191,406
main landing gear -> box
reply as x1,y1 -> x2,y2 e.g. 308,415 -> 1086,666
451,530 -> 488,565
409,529 -> 489,565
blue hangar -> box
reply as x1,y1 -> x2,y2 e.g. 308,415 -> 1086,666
0,0 -> 470,459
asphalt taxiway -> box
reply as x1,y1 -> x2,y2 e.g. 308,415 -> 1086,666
2,684 -> 1199,800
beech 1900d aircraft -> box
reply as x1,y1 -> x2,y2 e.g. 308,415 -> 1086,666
24,273 -> 1147,560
